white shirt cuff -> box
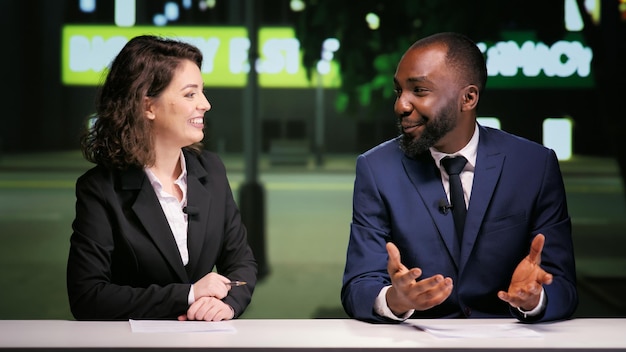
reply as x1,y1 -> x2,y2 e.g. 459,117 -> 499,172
374,285 -> 414,321
188,285 -> 195,305
516,288 -> 546,318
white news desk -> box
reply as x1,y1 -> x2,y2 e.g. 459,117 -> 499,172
1,318 -> 625,351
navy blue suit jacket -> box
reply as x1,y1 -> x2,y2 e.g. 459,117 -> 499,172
342,125 -> 577,322
67,149 -> 256,320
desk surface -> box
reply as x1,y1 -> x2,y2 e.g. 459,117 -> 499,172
1,318 -> 625,351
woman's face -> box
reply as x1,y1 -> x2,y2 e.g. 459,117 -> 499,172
146,59 -> 211,151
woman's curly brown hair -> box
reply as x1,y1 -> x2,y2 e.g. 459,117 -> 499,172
81,35 -> 204,169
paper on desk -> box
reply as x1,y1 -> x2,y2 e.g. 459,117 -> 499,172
129,319 -> 236,333
409,322 -> 542,339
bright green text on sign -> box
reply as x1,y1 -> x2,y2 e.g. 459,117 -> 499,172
62,25 -> 341,88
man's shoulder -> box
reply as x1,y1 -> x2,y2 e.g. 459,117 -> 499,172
361,137 -> 403,159
480,125 -> 550,155
353,137 -> 409,175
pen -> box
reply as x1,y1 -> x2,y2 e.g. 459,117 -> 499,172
227,281 -> 247,287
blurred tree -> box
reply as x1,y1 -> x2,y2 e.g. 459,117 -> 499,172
293,0 -> 565,116
295,0 -> 626,202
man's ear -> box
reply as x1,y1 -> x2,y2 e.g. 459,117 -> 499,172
144,97 -> 156,120
461,85 -> 479,111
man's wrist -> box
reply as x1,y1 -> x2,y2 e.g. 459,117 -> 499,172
516,288 -> 546,318
374,286 -> 414,321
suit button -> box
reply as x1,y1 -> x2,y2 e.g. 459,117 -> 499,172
464,307 -> 472,316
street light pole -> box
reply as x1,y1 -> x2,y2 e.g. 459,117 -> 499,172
314,71 -> 325,167
239,0 -> 269,279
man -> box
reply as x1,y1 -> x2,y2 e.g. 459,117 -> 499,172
341,32 -> 577,323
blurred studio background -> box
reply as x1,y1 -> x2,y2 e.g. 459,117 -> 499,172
1,0 -> 625,320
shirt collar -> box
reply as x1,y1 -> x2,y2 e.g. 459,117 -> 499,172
430,123 -> 479,170
144,150 -> 188,200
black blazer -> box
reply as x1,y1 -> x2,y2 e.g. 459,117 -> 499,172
67,149 -> 257,320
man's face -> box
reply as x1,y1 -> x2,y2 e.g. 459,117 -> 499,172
393,43 -> 462,157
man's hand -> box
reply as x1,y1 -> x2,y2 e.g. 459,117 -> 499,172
385,242 -> 453,316
178,297 -> 235,321
193,272 -> 232,300
498,234 -> 553,310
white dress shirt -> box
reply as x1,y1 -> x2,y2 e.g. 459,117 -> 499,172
145,151 -> 195,304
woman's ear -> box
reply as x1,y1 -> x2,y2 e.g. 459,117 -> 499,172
144,97 -> 156,120
461,85 -> 479,111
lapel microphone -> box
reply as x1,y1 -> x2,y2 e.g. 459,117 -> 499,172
182,206 -> 200,217
438,198 -> 452,215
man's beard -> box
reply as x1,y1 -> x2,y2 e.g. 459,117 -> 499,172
397,107 -> 457,158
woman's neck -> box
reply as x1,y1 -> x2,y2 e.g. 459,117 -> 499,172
150,149 -> 182,182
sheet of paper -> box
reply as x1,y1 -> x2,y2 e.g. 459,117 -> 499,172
409,322 -> 542,339
129,319 -> 236,333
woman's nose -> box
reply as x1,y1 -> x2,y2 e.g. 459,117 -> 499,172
200,93 -> 211,111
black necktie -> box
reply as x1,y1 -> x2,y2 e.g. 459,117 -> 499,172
441,156 -> 468,241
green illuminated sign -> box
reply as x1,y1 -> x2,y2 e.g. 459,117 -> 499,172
62,26 -> 592,89
61,25 -> 342,88
479,32 -> 594,88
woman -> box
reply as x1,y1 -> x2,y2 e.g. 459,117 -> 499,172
67,35 -> 257,321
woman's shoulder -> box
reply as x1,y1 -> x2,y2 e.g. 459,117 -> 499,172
77,163 -> 112,182
184,148 -> 227,175
185,148 -> 221,163
76,163 -> 146,192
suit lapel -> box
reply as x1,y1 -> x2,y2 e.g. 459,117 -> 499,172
121,167 -> 189,283
460,126 -> 505,268
401,153 -> 461,267
183,152 -> 212,279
